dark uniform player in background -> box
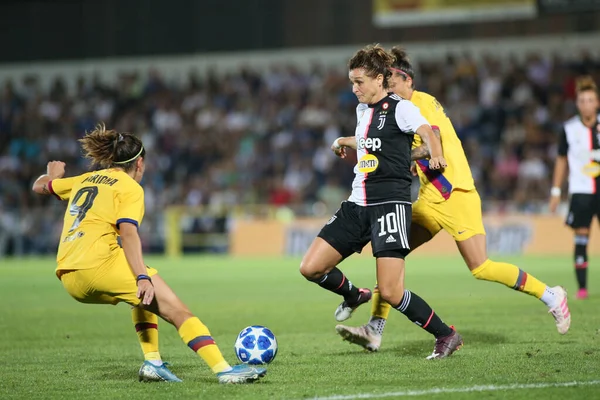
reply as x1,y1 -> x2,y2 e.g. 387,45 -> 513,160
550,76 -> 600,300
299,44 -> 463,359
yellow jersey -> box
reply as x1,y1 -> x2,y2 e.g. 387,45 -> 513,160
410,90 -> 474,203
48,169 -> 145,272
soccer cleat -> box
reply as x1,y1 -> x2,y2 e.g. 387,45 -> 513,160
217,364 -> 267,384
334,288 -> 372,322
426,328 -> 463,360
138,361 -> 182,382
576,288 -> 588,300
335,324 -> 381,352
549,286 -> 571,334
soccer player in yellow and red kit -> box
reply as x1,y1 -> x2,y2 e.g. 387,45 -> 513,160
336,48 -> 571,353
32,124 -> 266,383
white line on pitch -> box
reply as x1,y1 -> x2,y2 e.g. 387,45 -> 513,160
305,380 -> 600,400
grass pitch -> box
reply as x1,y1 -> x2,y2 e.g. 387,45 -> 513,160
1,255 -> 599,399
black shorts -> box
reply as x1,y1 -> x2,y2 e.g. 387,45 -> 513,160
566,193 -> 600,229
318,201 -> 411,259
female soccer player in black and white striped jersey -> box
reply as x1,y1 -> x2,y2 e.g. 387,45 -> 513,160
550,76 -> 600,300
336,48 -> 570,354
299,44 -> 463,359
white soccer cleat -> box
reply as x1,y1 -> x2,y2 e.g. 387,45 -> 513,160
549,286 -> 571,335
138,361 -> 182,382
335,324 -> 381,352
216,365 -> 267,384
334,288 -> 372,322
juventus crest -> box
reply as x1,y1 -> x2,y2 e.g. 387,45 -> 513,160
377,115 -> 386,130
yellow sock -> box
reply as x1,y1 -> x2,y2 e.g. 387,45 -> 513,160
132,308 -> 161,361
178,317 -> 230,373
472,259 -> 546,299
371,284 -> 392,319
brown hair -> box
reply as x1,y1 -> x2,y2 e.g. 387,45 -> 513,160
576,76 -> 598,95
390,46 -> 416,88
79,123 -> 145,171
348,44 -> 394,89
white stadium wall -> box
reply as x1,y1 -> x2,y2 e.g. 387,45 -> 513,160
230,215 -> 600,257
0,33 -> 599,92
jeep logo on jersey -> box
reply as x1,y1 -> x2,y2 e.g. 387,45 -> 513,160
357,137 -> 382,151
357,154 -> 379,173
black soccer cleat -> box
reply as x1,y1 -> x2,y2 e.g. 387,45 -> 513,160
426,327 -> 463,359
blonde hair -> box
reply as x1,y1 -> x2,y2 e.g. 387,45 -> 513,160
79,123 -> 145,170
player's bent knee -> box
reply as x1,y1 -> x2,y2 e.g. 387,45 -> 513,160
300,238 -> 342,280
378,284 -> 404,306
299,261 -> 318,280
299,258 -> 328,280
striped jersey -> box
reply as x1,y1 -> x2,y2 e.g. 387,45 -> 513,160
558,113 -> 600,194
348,94 -> 429,206
410,91 -> 474,203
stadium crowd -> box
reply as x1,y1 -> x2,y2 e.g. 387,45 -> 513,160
1,50 -> 599,255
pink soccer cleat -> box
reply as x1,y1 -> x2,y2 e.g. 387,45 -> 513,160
549,286 -> 571,334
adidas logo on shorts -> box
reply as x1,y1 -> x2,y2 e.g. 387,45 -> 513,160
385,235 -> 396,243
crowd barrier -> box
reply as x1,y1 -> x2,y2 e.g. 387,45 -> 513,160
230,215 -> 600,257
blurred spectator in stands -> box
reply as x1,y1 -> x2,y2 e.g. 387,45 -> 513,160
1,49 -> 599,254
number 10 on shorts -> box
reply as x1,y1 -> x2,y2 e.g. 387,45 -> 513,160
376,205 -> 409,249
377,212 -> 398,237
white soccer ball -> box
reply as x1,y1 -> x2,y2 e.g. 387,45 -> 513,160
234,325 -> 278,365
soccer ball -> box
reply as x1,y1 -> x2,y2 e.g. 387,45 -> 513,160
234,325 -> 278,365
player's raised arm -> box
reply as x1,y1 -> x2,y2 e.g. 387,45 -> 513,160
415,125 -> 445,169
395,100 -> 446,169
32,161 -> 66,195
411,127 -> 441,161
331,136 -> 357,158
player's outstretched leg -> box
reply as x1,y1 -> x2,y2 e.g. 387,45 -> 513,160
459,234 -> 571,334
146,275 -> 266,384
133,307 -> 182,382
376,257 -> 463,359
336,224 -> 433,350
394,288 -> 463,359
300,237 -> 372,322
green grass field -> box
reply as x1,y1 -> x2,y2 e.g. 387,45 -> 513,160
1,255 -> 599,399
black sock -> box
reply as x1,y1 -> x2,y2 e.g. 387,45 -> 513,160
309,267 -> 359,302
395,289 -> 452,338
575,235 -> 589,290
